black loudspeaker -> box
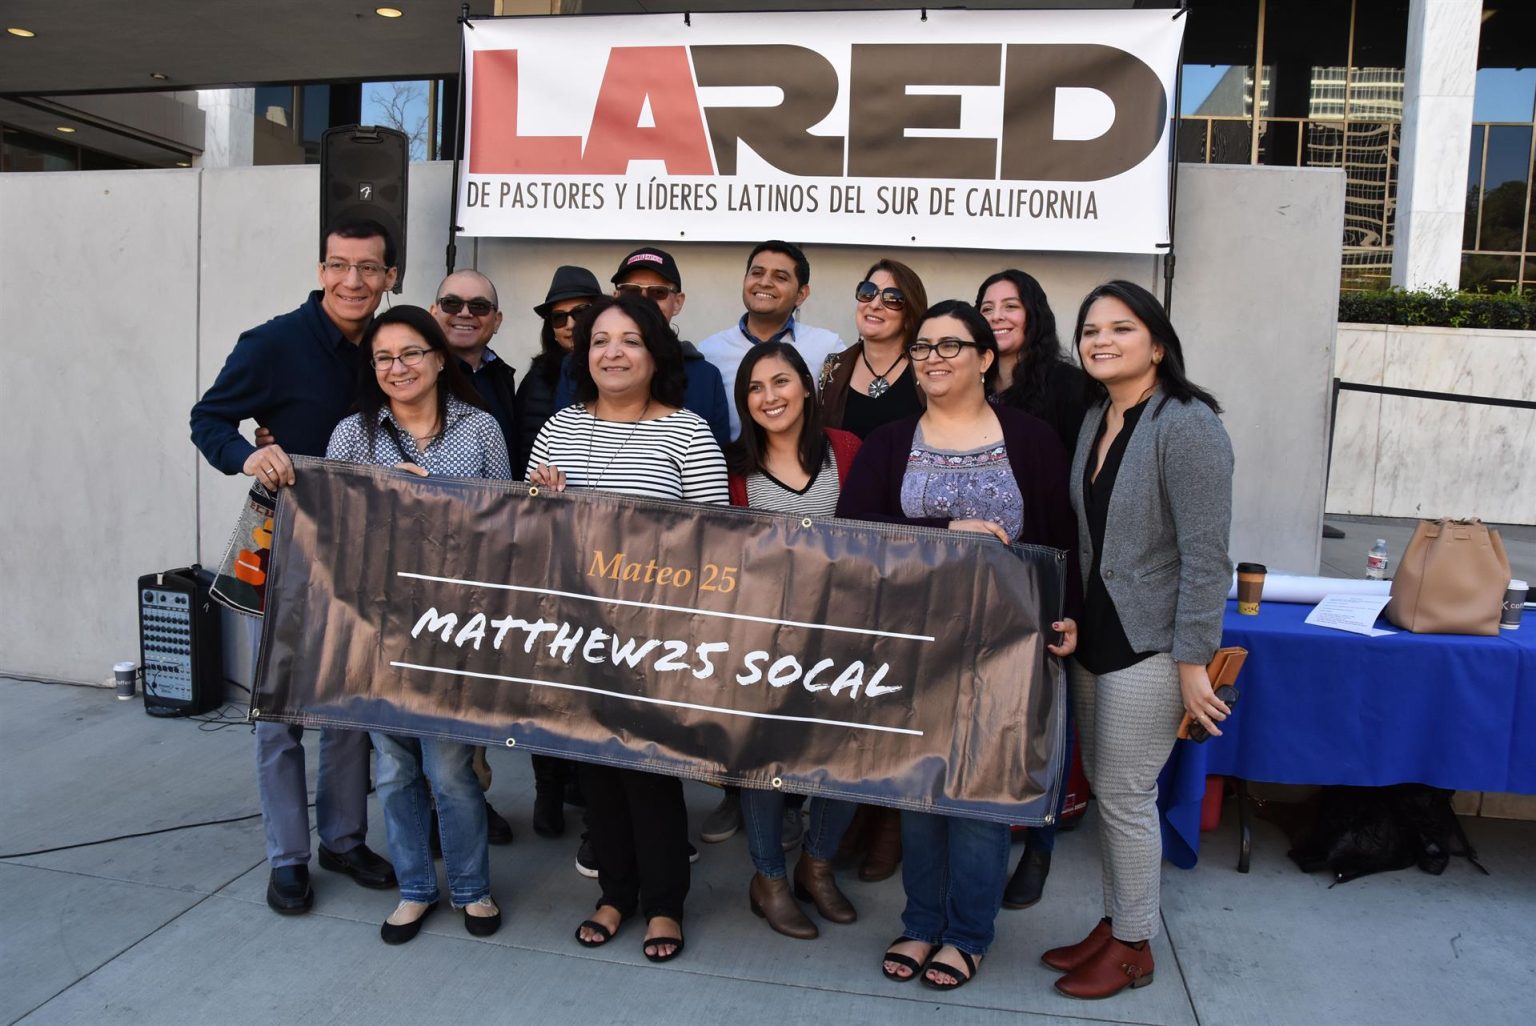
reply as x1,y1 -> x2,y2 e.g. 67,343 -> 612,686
320,124 -> 409,291
138,565 -> 223,717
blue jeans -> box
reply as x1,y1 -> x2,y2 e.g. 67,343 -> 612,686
899,812 -> 1011,956
740,788 -> 855,878
371,733 -> 489,906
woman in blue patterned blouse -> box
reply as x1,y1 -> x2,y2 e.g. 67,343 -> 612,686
325,305 -> 510,945
837,300 -> 1080,991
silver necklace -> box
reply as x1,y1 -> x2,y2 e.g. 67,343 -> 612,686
860,345 -> 904,398
586,400 -> 651,486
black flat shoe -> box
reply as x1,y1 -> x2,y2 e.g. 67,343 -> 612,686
380,900 -> 438,944
318,843 -> 397,889
922,948 -> 979,990
575,906 -> 627,948
1002,847 -> 1052,909
266,865 -> 313,915
643,934 -> 685,963
881,937 -> 934,982
485,801 -> 515,846
463,896 -> 502,937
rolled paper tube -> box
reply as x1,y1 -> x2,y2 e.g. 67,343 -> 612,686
1226,573 -> 1390,604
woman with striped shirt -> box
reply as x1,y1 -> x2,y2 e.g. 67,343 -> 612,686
527,293 -> 727,963
724,342 -> 862,941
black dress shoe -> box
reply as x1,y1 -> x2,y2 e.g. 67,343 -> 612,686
317,843 -> 397,889
267,864 -> 313,915
1002,847 -> 1052,910
533,792 -> 566,838
485,801 -> 515,846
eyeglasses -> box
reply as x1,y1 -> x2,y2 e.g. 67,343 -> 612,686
908,338 -> 981,361
371,347 -> 430,371
855,281 -> 905,310
615,282 -> 680,302
322,259 -> 389,280
548,303 -> 592,329
437,295 -> 496,317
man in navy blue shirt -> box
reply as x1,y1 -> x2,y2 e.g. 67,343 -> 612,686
430,269 -> 519,478
190,220 -> 399,915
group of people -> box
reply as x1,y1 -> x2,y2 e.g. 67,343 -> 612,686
189,219 -> 1234,1001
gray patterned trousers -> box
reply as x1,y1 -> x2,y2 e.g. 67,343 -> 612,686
1069,653 -> 1184,942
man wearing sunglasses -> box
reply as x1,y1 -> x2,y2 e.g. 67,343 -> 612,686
554,246 -> 731,446
697,240 -> 844,441
189,219 -> 399,916
431,270 -> 520,480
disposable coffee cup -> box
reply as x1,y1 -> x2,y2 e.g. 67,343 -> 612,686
1503,580 -> 1528,630
1236,562 -> 1267,616
114,661 -> 138,700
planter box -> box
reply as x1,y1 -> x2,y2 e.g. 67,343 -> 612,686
1327,323 -> 1536,526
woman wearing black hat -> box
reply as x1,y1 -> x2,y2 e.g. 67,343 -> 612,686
516,265 -> 605,478
517,265 -> 605,841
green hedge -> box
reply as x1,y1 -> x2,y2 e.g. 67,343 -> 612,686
1339,286 -> 1536,330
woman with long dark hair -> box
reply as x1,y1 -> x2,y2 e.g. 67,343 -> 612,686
527,293 -> 728,964
838,300 -> 1079,991
975,268 -> 1091,911
1042,280 -> 1232,1000
723,342 -> 862,940
976,268 -> 1088,450
324,305 -> 509,944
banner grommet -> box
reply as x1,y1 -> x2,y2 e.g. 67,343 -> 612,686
801,518 -> 812,529
771,776 -> 784,788
504,737 -> 517,748
528,487 -> 539,497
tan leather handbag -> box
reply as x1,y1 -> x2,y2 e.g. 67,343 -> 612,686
1386,518 -> 1510,635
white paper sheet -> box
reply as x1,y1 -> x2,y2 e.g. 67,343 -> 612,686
1304,594 -> 1396,637
1227,573 -> 1392,604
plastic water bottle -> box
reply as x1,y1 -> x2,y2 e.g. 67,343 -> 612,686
1365,539 -> 1389,580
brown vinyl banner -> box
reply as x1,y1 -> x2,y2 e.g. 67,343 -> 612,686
253,458 -> 1068,825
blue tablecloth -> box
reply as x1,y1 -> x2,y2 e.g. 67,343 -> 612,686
1158,600 -> 1536,867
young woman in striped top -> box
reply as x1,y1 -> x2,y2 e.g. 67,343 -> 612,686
724,342 -> 861,941
527,293 -> 727,964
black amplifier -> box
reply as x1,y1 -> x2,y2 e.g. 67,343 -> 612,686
138,565 -> 223,717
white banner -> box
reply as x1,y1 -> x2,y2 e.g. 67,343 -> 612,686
458,9 -> 1184,253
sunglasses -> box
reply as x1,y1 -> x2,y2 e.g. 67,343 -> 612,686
615,282 -> 680,302
855,281 -> 906,310
437,295 -> 496,317
908,338 -> 981,361
548,303 -> 593,329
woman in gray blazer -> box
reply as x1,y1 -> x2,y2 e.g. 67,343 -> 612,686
1041,281 -> 1234,1000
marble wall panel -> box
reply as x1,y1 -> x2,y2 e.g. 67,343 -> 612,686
1326,326 -> 1386,514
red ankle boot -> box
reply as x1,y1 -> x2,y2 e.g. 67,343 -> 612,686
1040,917 -> 1112,972
1054,936 -> 1154,999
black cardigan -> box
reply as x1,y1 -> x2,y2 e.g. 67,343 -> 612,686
835,404 -> 1083,622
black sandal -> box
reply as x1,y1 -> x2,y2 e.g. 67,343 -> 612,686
921,947 -> 979,990
642,922 -> 685,963
881,936 -> 935,982
575,906 -> 626,948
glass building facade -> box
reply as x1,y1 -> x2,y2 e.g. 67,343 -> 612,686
1178,0 -> 1534,292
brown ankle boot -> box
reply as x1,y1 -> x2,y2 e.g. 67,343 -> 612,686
1054,936 -> 1154,999
793,855 -> 857,924
1041,917 -> 1113,972
749,873 -> 818,939
859,807 -> 902,882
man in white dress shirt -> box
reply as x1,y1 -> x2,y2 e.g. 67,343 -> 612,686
696,240 -> 844,441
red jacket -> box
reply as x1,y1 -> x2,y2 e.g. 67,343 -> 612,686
728,428 -> 862,507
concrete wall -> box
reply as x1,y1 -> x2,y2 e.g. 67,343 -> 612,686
1329,323 -> 1536,524
0,161 -> 1341,684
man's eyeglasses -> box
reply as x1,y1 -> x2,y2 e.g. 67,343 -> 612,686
908,338 -> 980,361
371,347 -> 430,371
548,303 -> 593,329
615,283 -> 680,302
437,295 -> 496,317
323,259 -> 389,280
855,281 -> 906,310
